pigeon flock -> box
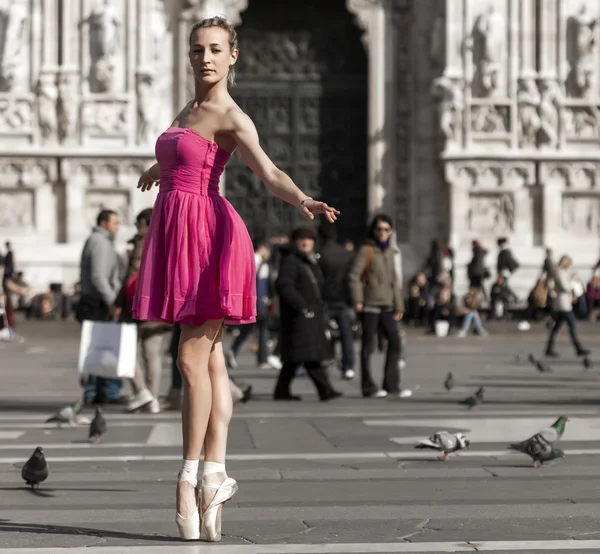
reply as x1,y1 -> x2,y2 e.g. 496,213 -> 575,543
20,347 -> 582,489
20,403 -> 109,489
412,362 -> 573,465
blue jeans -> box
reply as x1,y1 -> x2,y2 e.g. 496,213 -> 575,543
84,376 -> 122,403
328,304 -> 355,371
460,311 -> 484,333
231,319 -> 269,365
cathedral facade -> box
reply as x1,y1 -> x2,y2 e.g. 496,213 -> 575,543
0,0 -> 598,294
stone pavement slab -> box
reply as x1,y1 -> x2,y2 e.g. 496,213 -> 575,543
1,318 -> 600,551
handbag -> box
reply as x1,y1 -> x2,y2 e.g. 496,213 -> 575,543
77,320 -> 137,379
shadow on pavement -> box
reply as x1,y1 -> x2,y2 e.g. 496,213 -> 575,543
0,519 -> 181,542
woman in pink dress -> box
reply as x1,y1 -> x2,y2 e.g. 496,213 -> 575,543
133,17 -> 338,542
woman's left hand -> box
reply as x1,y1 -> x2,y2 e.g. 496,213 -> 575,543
299,199 -> 340,223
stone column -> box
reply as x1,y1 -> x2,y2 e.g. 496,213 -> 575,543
347,0 -> 392,218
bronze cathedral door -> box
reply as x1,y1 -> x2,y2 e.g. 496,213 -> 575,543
226,0 -> 368,243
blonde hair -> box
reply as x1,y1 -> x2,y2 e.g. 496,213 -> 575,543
558,255 -> 573,269
189,16 -> 238,86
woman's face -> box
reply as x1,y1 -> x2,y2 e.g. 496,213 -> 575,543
189,27 -> 238,85
295,238 -> 314,254
373,220 -> 392,241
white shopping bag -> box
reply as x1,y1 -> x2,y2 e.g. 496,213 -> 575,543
77,321 -> 137,379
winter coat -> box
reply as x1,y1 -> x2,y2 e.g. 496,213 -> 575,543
467,248 -> 489,280
80,226 -> 120,306
276,249 -> 332,364
497,248 -> 519,276
547,262 -> 573,313
348,240 -> 404,311
317,238 -> 354,306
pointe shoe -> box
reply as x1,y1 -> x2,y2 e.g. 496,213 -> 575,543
175,482 -> 200,541
201,477 -> 238,542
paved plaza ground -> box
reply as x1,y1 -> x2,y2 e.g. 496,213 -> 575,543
1,317 -> 600,553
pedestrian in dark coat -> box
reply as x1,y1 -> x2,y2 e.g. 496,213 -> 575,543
273,226 -> 341,401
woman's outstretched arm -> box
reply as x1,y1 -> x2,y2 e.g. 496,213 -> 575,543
230,109 -> 339,223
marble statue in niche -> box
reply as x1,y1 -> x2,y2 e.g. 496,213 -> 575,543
562,195 -> 600,232
0,0 -> 29,92
430,76 -> 463,146
470,5 -> 505,97
136,69 -> 158,144
538,79 -> 563,148
564,105 -> 600,138
150,0 -> 168,66
57,73 -> 79,143
567,4 -> 599,98
81,0 -> 122,93
36,73 -> 58,142
517,78 -> 541,147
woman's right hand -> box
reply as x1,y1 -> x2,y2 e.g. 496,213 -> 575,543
355,303 -> 363,313
138,169 -> 159,192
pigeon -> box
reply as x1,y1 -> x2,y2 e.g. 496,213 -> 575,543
414,431 -> 471,461
460,387 -> 484,409
583,356 -> 593,371
89,407 -> 107,443
508,416 -> 569,468
21,447 -> 49,489
46,402 -> 81,427
443,372 -> 455,391
536,360 -> 552,373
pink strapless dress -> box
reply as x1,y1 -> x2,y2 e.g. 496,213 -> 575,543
132,127 -> 257,326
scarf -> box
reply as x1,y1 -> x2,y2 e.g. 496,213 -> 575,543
375,238 -> 391,251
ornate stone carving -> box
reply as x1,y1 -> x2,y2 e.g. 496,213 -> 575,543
566,4 -> 599,98
36,73 -> 58,142
0,0 -> 29,91
71,159 -> 146,189
431,76 -> 463,145
0,97 -> 33,132
81,0 -> 122,93
468,193 -> 515,233
136,69 -> 158,145
470,5 -> 505,97
150,0 -> 168,65
540,162 -> 600,189
471,104 -> 509,134
0,190 -> 33,227
446,161 -> 536,189
57,72 -> 80,143
562,195 -> 600,232
517,78 -> 542,147
81,100 -> 128,136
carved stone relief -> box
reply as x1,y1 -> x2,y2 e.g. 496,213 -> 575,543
0,97 -> 33,133
81,0 -> 123,94
562,195 -> 600,233
468,193 -> 515,233
470,5 -> 505,98
85,190 -> 130,226
0,190 -> 33,227
471,104 -> 509,134
563,105 -> 600,139
0,0 -> 29,92
81,100 -> 128,137
183,0 -> 249,26
538,79 -> 563,148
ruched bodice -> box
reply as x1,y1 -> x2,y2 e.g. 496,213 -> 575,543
156,127 -> 231,196
132,126 -> 256,327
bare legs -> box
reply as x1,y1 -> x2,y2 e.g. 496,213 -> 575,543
176,320 -> 233,527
